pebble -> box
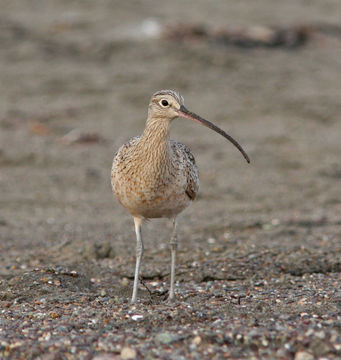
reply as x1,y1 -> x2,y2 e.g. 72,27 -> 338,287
56,326 -> 68,332
192,336 -> 202,345
294,351 -> 314,360
155,332 -> 177,345
121,347 -> 137,360
93,354 -> 118,360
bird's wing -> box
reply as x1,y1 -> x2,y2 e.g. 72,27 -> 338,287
112,136 -> 140,166
170,140 -> 199,201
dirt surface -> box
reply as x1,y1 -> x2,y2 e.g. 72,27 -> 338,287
0,1 -> 340,359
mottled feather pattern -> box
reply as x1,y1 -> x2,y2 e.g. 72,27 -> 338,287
111,134 -> 199,219
170,140 -> 199,200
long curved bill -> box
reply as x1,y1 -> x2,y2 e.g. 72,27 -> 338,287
178,105 -> 250,163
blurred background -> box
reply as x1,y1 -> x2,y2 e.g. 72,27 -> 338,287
0,0 -> 340,274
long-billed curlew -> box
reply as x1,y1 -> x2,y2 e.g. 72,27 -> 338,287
111,90 -> 250,304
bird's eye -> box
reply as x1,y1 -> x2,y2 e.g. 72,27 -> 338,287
161,99 -> 169,107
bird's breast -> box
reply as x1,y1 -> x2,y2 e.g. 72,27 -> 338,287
112,155 -> 192,219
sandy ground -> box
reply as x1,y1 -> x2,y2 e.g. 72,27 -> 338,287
0,1 -> 340,359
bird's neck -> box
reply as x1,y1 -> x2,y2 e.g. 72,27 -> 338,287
138,117 -> 172,165
141,117 -> 171,148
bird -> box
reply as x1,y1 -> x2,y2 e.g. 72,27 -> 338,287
111,90 -> 250,304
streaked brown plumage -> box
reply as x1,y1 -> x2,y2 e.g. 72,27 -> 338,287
112,137 -> 198,219
111,90 -> 249,303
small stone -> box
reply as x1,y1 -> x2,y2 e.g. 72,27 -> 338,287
314,331 -> 326,339
192,336 -> 201,345
93,354 -> 117,360
155,332 -> 177,345
56,326 -> 68,332
50,312 -> 60,319
261,339 -> 269,347
300,312 -> 309,318
294,351 -> 314,360
121,347 -> 137,360
121,278 -> 129,286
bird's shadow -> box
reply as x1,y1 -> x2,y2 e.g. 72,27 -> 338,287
140,277 -> 169,305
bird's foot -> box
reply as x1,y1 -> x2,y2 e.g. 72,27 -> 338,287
166,294 -> 176,305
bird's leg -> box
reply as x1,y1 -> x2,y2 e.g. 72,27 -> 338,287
131,217 -> 144,304
169,217 -> 178,302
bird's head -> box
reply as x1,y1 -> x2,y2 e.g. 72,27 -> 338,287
148,90 -> 185,121
148,89 -> 250,163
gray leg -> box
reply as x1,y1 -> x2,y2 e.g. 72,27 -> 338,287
131,217 -> 143,304
169,217 -> 178,301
